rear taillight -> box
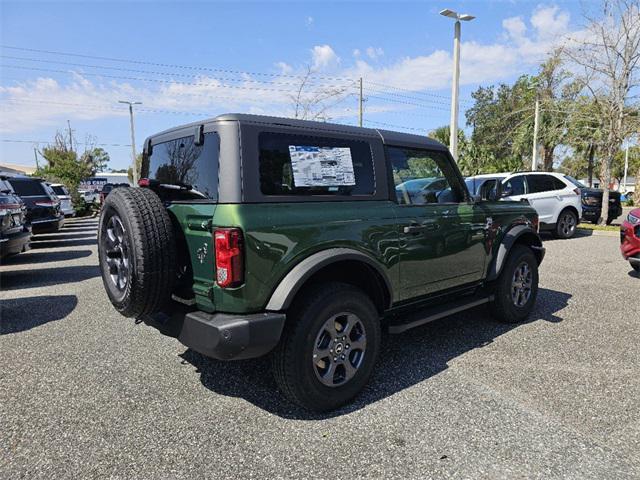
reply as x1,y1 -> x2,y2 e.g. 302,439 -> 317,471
214,228 -> 244,288
138,178 -> 150,187
34,200 -> 58,207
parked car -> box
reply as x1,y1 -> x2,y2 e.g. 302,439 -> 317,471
0,176 -> 31,258
98,114 -> 545,411
79,189 -> 100,205
6,176 -> 64,233
620,208 -> 640,272
563,177 -> 623,225
466,172 -> 583,239
49,183 -> 76,218
99,183 -> 129,204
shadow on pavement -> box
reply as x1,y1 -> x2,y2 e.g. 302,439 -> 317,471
32,233 -> 96,242
628,269 -> 639,278
1,249 -> 93,265
0,265 -> 100,290
31,238 -> 97,249
0,295 -> 78,334
178,287 -> 571,419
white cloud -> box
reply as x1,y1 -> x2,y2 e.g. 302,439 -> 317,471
274,61 -> 293,75
306,16 -> 314,27
311,44 -> 340,70
366,47 -> 384,60
0,5 -> 583,133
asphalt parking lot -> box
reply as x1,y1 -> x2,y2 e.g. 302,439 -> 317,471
1,218 -> 639,479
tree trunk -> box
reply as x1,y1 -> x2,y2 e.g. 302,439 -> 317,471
599,156 -> 611,225
542,144 -> 555,171
587,144 -> 595,187
634,164 -> 640,206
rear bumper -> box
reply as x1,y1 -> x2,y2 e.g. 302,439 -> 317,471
0,229 -> 31,257
31,216 -> 65,233
146,308 -> 286,361
582,204 -> 622,221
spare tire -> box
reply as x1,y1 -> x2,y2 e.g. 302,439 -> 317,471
98,187 -> 176,318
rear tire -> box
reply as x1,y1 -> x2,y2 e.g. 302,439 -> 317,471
631,260 -> 640,273
272,282 -> 381,412
490,245 -> 539,323
553,209 -> 578,239
98,187 -> 176,319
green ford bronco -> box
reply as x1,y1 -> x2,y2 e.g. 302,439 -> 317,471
98,114 -> 544,411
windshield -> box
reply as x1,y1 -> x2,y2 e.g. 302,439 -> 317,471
8,179 -> 46,196
563,175 -> 587,189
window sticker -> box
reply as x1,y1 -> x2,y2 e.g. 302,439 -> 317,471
288,145 -> 356,187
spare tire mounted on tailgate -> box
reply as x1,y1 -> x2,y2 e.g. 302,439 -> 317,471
98,187 -> 176,318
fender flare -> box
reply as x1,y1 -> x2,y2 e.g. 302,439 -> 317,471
265,248 -> 393,312
486,225 -> 544,281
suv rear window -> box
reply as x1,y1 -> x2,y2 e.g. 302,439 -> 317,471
258,132 -> 375,196
51,185 -> 67,196
8,179 -> 46,196
527,175 -> 563,193
144,133 -> 219,201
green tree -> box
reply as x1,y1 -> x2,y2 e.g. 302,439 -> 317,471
81,147 -> 110,175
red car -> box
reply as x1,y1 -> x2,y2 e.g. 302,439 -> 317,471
620,207 -> 640,272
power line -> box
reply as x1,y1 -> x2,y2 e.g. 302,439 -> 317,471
0,44 -> 356,82
0,54 -> 356,90
366,80 -> 473,105
1,138 -> 132,147
0,64 -> 323,94
366,94 -> 452,112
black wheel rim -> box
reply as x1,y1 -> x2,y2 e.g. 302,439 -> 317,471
511,261 -> 533,307
103,215 -> 130,293
312,312 -> 367,387
559,212 -> 576,236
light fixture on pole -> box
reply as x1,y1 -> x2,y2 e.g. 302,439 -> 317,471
440,8 -> 475,162
119,100 -> 142,185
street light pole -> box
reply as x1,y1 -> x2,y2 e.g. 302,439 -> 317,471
119,100 -> 142,186
440,8 -> 475,162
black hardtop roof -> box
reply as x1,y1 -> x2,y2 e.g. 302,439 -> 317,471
147,113 -> 447,151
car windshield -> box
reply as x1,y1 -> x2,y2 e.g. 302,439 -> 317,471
51,185 -> 67,196
563,175 -> 587,189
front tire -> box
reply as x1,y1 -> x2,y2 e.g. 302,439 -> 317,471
490,245 -> 539,323
272,282 -> 381,411
553,209 -> 578,239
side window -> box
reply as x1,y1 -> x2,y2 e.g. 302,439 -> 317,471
258,132 -> 375,196
144,133 -> 219,201
503,176 -> 526,196
552,177 -> 567,190
387,146 -> 463,205
527,175 -> 556,193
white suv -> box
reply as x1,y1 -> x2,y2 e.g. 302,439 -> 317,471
466,172 -> 583,239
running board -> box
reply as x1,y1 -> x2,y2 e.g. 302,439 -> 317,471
388,295 -> 494,334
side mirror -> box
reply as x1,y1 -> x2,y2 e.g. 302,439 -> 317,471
501,186 -> 513,198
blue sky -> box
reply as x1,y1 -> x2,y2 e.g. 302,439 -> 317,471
1,0 -> 587,171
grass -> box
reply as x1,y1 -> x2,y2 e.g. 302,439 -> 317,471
577,222 -> 620,232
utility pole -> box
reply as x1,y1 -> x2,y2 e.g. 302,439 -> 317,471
33,147 -> 40,170
119,100 -> 142,185
358,77 -> 363,128
531,95 -> 541,171
440,9 -> 475,162
67,119 -> 74,152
